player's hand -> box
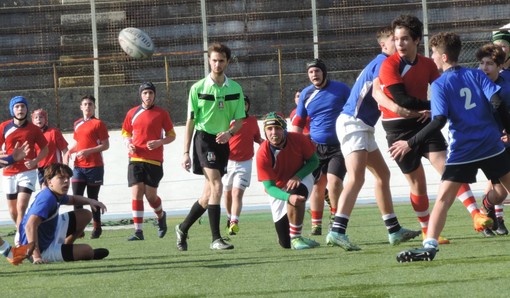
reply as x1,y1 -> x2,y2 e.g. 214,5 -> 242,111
127,143 -> 136,154
182,154 -> 191,172
26,241 -> 36,258
24,159 -> 38,169
32,257 -> 47,265
286,176 -> 301,190
501,130 -> 509,144
90,200 -> 107,214
416,110 -> 430,123
215,131 -> 231,145
288,194 -> 306,207
389,140 -> 411,162
396,107 -> 422,119
76,149 -> 90,159
12,141 -> 30,161
146,140 -> 161,150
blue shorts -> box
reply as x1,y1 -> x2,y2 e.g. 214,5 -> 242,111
72,166 -> 104,186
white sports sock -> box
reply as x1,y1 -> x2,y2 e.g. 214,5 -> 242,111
0,240 -> 12,257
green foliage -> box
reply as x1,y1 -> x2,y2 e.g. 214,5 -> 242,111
2,203 -> 510,297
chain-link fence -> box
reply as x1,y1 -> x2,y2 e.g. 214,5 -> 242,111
0,0 -> 508,129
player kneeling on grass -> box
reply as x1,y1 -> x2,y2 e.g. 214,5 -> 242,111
15,163 -> 109,265
256,112 -> 320,249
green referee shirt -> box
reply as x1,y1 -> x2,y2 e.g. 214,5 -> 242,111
187,74 -> 246,134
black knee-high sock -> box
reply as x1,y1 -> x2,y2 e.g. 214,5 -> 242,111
87,185 -> 102,224
72,182 -> 86,210
180,201 -> 207,233
89,197 -> 102,226
208,204 -> 221,241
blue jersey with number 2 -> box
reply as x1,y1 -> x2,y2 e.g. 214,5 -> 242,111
431,66 -> 503,164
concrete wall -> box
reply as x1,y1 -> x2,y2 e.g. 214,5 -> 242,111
0,70 -> 358,132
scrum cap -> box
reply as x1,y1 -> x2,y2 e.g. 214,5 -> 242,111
139,82 -> 156,96
306,58 -> 327,79
9,96 -> 28,117
263,111 -> 287,130
492,30 -> 510,46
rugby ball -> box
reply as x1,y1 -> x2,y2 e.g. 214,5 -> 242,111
118,27 -> 154,59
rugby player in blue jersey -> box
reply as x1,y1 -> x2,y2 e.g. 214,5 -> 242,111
392,32 -> 510,262
291,59 -> 350,236
326,26 -> 421,251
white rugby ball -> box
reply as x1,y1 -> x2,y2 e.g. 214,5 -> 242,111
118,27 -> 154,59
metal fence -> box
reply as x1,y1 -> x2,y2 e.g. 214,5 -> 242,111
0,0 -> 508,128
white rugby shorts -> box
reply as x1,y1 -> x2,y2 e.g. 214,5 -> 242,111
222,159 -> 253,191
336,114 -> 378,157
2,170 -> 37,194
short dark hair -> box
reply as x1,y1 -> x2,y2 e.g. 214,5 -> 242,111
429,32 -> 462,63
476,43 -> 506,66
81,94 -> 96,104
44,163 -> 73,186
208,43 -> 231,61
392,14 -> 423,41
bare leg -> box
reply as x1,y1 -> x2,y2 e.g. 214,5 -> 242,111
426,181 -> 460,242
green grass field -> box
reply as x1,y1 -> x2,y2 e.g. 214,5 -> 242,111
2,202 -> 510,297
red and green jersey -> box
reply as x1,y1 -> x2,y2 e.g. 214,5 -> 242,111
187,75 -> 245,134
72,117 -> 109,168
36,126 -> 68,168
0,120 -> 48,175
122,105 -> 175,164
379,53 -> 439,119
257,132 -> 315,189
228,115 -> 261,161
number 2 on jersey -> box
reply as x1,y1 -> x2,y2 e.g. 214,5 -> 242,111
460,87 -> 476,110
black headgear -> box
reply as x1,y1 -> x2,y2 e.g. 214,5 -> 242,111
139,82 -> 156,97
306,58 -> 327,80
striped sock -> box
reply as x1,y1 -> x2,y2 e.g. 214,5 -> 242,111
0,240 -> 10,256
289,223 -> 303,239
132,199 -> 144,231
382,213 -> 401,234
495,205 -> 504,218
311,210 -> 323,227
149,196 -> 164,219
456,184 -> 480,217
331,214 -> 349,234
410,193 -> 429,234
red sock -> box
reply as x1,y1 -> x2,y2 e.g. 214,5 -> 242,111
149,196 -> 164,219
311,210 -> 323,226
132,199 -> 144,231
456,184 -> 479,217
410,193 -> 429,234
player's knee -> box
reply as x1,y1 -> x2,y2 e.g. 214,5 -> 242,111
75,209 -> 93,223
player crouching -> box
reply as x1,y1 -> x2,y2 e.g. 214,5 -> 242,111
256,112 -> 320,249
13,163 -> 108,265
